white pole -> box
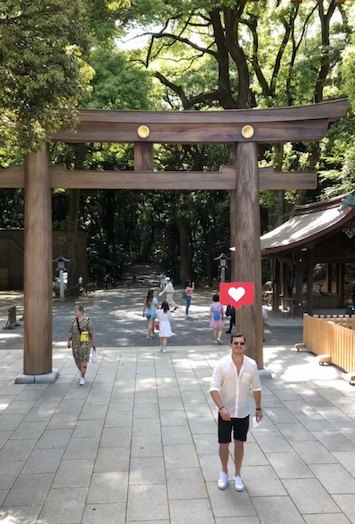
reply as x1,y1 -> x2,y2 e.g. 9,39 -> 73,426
59,269 -> 64,302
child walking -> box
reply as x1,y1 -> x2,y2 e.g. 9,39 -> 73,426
210,293 -> 224,345
157,300 -> 173,354
142,289 -> 158,340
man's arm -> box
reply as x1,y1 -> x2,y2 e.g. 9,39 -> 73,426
159,285 -> 167,296
210,363 -> 230,421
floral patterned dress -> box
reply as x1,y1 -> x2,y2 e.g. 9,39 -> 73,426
69,316 -> 93,363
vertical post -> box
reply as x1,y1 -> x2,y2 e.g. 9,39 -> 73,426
307,250 -> 314,316
134,143 -> 154,171
272,260 -> 280,311
326,263 -> 332,293
16,146 -> 58,383
339,263 -> 345,306
221,267 -> 226,283
59,269 -> 65,302
234,142 -> 263,369
294,252 -> 303,318
335,264 -> 340,295
282,262 -> 289,298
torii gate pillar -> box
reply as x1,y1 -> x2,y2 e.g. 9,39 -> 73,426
15,147 -> 59,384
234,142 -> 264,369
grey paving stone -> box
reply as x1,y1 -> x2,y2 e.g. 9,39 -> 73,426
3,473 -> 54,507
56,399 -> 85,413
0,415 -> 24,431
159,397 -> 185,410
206,482 -> 256,518
199,454 -> 225,482
160,410 -> 188,426
304,515 -> 351,524
162,425 -> 193,445
253,431 -> 293,453
331,496 -> 355,524
167,467 -> 208,499
158,386 -> 181,398
291,440 -> 338,464
72,419 -> 104,438
46,412 -> 79,429
309,464 -> 355,494
22,447 -> 65,474
252,496 -> 306,524
53,459 -> 94,488
87,472 -> 128,503
188,416 -> 217,435
169,498 -> 215,524
0,505 -> 42,524
79,404 -> 108,420
133,403 -> 159,419
313,406 -> 352,422
241,465 -> 287,496
263,407 -> 298,424
276,423 -> 316,441
215,519 -> 261,524
105,410 -> 133,428
129,456 -> 166,485
24,404 -> 57,422
333,452 -> 355,476
94,447 -> 130,472
3,400 -> 36,415
295,414 -> 336,431
0,461 -> 25,489
63,437 -> 100,460
283,478 -> 341,514
11,420 -> 47,440
0,439 -> 37,462
81,503 -> 126,524
134,391 -> 158,404
131,436 -> 163,458
312,430 -> 355,452
266,452 -> 314,479
337,423 -> 355,443
127,484 -> 169,521
38,487 -> 88,524
243,443 -> 268,466
185,403 -> 214,418
100,427 -> 131,448
164,443 -> 199,468
37,429 -> 73,449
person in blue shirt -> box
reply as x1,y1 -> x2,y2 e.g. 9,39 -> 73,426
142,289 -> 159,340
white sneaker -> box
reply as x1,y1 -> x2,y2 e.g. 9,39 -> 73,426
234,475 -> 244,491
217,338 -> 222,345
214,340 -> 218,344
218,471 -> 229,490
79,377 -> 85,386
162,348 -> 167,354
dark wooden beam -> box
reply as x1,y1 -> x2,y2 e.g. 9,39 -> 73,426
49,99 -> 348,144
307,250 -> 314,316
0,165 -> 317,191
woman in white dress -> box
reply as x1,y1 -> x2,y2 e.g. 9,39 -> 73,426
157,300 -> 173,354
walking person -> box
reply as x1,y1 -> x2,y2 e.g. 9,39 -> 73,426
184,279 -> 194,318
67,305 -> 96,386
159,271 -> 166,291
142,289 -> 158,340
159,277 -> 178,311
225,305 -> 235,334
157,300 -> 173,353
210,293 -> 224,344
210,333 -> 262,491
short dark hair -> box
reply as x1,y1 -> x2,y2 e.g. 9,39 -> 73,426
230,333 -> 246,344
213,293 -> 219,302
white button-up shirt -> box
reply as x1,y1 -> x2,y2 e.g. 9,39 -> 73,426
210,354 -> 261,418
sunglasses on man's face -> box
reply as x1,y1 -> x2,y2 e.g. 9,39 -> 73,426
233,341 -> 245,346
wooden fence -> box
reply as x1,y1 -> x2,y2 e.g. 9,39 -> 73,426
303,314 -> 355,374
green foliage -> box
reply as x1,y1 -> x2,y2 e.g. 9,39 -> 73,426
0,0 -> 94,151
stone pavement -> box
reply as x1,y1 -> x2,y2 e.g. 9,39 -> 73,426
1,343 -> 355,523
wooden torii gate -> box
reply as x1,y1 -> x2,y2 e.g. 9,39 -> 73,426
0,99 -> 348,382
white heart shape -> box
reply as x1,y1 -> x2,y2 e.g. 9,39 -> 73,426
228,287 -> 246,303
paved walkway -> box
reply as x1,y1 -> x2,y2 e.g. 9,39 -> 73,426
1,343 -> 355,523
0,288 -> 302,350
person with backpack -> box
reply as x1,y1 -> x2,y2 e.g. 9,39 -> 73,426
67,305 -> 96,386
183,279 -> 195,317
210,293 -> 225,344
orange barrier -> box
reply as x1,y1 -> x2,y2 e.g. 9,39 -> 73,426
303,314 -> 355,373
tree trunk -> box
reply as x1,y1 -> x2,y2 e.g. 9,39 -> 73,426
176,214 -> 190,285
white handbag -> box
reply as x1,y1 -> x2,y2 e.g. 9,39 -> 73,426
91,348 -> 98,364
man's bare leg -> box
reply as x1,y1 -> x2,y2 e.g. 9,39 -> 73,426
234,440 -> 244,476
219,443 -> 229,473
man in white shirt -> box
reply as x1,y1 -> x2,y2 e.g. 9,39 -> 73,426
210,333 -> 262,492
159,277 -> 178,310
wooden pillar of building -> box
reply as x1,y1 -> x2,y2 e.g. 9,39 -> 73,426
294,252 -> 304,318
326,263 -> 332,293
282,262 -> 289,298
307,250 -> 314,316
234,142 -> 263,369
272,260 -> 281,311
16,147 -> 58,383
339,263 -> 345,306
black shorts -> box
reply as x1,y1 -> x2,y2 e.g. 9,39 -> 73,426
218,414 -> 249,443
